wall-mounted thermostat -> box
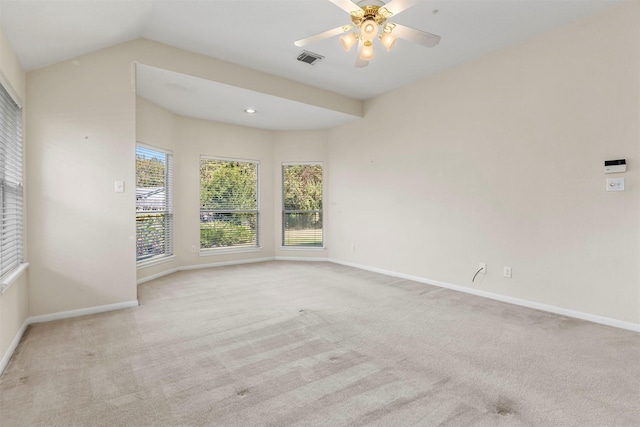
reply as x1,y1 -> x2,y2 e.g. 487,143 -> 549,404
604,159 -> 626,174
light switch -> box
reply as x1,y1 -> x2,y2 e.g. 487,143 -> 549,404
606,178 -> 624,192
114,180 -> 125,193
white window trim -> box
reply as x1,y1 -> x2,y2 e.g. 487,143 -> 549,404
199,155 -> 261,251
136,141 -> 172,155
0,70 -> 23,108
0,73 -> 26,295
137,255 -> 176,270
279,246 -> 326,251
0,79 -> 24,281
0,263 -> 29,295
281,161 -> 324,166
136,143 -> 174,264
199,247 -> 262,257
282,162 -> 324,248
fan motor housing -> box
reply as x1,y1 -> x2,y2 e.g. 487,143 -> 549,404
351,4 -> 391,27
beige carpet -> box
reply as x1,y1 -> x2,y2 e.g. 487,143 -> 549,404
0,261 -> 638,426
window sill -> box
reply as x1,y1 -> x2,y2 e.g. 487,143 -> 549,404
280,246 -> 326,251
137,255 -> 176,270
200,247 -> 262,257
1,263 -> 29,295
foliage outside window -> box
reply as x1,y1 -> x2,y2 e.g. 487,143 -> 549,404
282,163 -> 323,247
136,145 -> 173,262
0,83 -> 23,278
200,158 -> 259,250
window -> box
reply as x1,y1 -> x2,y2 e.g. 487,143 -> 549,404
200,157 -> 259,251
136,145 -> 173,263
0,83 -> 23,278
282,163 -> 323,247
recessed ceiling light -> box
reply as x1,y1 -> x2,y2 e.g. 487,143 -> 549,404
244,108 -> 257,114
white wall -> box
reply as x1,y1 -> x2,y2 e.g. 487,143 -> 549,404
327,2 -> 640,324
28,39 -> 354,313
136,97 -> 279,281
21,3 -> 640,327
26,46 -> 138,316
273,130 -> 329,259
0,25 -> 28,370
136,98 -> 333,281
138,94 -> 275,278
135,97 -> 179,280
173,115 -> 276,267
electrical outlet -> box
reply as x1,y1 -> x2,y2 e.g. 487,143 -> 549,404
351,243 -> 356,252
478,263 -> 486,274
191,245 -> 197,253
504,266 -> 512,278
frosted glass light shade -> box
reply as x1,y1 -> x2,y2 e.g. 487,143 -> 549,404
360,41 -> 374,60
380,32 -> 397,51
340,32 -> 358,52
360,19 -> 379,41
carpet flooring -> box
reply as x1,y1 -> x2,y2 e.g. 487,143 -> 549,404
0,261 -> 638,426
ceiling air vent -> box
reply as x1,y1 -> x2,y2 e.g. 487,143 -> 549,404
297,51 -> 324,66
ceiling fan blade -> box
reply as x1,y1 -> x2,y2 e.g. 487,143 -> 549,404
294,26 -> 346,47
355,40 -> 369,68
329,0 -> 359,14
381,0 -> 422,16
392,24 -> 441,48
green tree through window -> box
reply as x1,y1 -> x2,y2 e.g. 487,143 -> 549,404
283,164 -> 323,247
200,158 -> 259,249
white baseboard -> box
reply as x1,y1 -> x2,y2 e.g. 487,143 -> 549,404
28,300 -> 139,324
138,257 -> 280,285
136,256 -> 639,332
137,256 -> 335,285
0,319 -> 28,376
137,268 -> 179,285
4,258 -> 637,379
179,256 -> 275,271
329,258 -> 640,333
274,256 -> 330,262
1,299 -> 139,377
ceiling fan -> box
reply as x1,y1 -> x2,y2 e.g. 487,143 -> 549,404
294,0 -> 441,67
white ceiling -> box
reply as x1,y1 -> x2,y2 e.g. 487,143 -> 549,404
136,63 -> 361,130
0,0 -> 622,130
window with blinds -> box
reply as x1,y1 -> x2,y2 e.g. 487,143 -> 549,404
0,83 -> 23,278
200,157 -> 259,250
282,163 -> 323,247
136,145 -> 173,263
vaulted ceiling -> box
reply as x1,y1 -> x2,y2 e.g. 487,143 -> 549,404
0,0 -> 621,129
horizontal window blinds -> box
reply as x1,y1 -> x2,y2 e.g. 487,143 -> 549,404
282,164 -> 323,247
0,83 -> 24,278
200,158 -> 259,249
136,145 -> 173,262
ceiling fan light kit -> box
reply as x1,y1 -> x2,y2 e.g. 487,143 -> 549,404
295,0 -> 441,67
340,32 -> 359,51
360,40 -> 375,60
360,18 -> 379,41
380,29 -> 397,51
